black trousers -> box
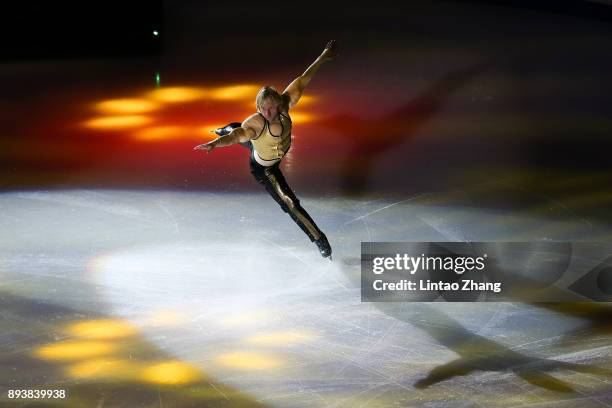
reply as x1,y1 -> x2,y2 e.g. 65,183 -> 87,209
249,155 -> 324,242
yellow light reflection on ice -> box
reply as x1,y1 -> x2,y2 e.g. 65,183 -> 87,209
245,331 -> 316,346
148,87 -> 206,103
67,319 -> 138,339
216,352 -> 283,370
84,115 -> 152,129
68,359 -> 139,380
35,341 -> 118,361
209,84 -> 260,100
96,98 -> 160,114
140,361 -> 202,384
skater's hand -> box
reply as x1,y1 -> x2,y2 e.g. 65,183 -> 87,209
320,40 -> 338,62
193,140 -> 216,153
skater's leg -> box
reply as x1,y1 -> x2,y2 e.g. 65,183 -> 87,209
263,165 -> 323,241
250,158 -> 332,258
265,167 -> 321,229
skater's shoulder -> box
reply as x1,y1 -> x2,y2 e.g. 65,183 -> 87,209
240,113 -> 265,139
242,113 -> 265,129
242,113 -> 266,134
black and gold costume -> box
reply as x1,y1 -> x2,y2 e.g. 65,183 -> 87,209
251,112 -> 292,162
249,114 -> 331,258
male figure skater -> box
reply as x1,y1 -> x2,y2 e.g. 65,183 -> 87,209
194,41 -> 337,259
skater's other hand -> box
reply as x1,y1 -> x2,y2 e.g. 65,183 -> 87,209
320,40 -> 338,61
193,141 -> 216,153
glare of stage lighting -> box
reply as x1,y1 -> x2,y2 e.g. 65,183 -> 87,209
153,30 -> 159,36
96,99 -> 160,114
209,85 -> 260,100
155,72 -> 161,88
148,87 -> 205,103
84,115 -> 152,129
133,126 -> 191,141
296,95 -> 316,106
288,111 -> 316,123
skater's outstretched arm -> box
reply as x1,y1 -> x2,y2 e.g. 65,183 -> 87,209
194,114 -> 263,153
282,40 -> 337,109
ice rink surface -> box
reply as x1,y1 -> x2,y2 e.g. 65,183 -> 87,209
2,188 -> 612,407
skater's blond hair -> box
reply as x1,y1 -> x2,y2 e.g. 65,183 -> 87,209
256,86 -> 282,111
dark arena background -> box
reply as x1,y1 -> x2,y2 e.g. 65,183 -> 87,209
1,1 -> 612,407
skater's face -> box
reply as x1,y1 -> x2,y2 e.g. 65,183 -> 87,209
258,99 -> 279,121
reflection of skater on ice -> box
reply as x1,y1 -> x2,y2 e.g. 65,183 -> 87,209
194,41 -> 338,259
